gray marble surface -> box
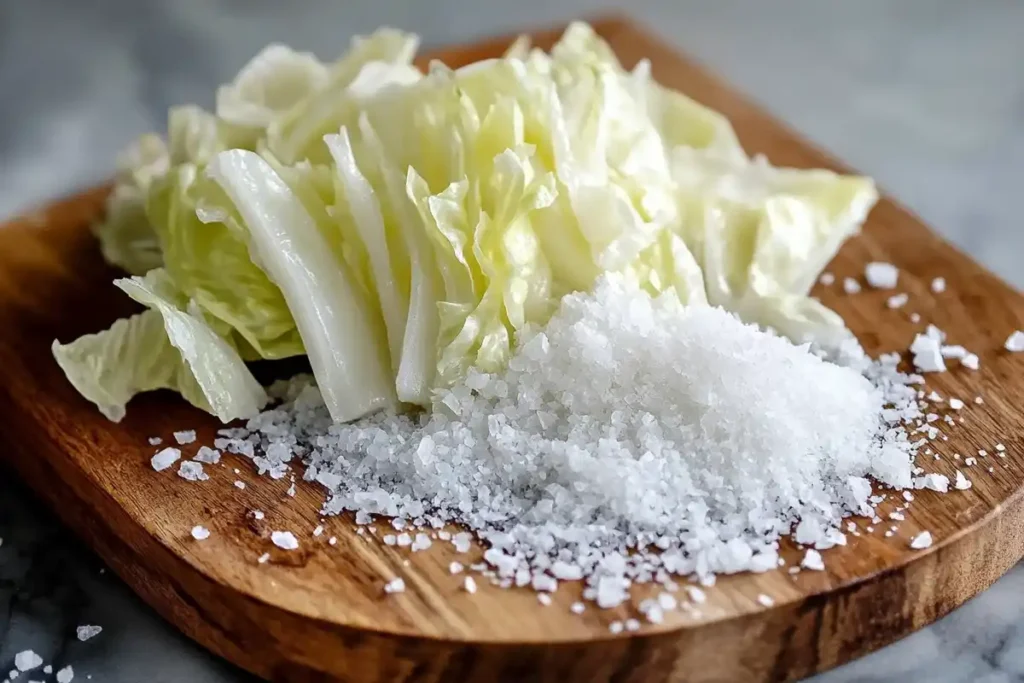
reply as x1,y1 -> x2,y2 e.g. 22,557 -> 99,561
1,1 -> 1022,681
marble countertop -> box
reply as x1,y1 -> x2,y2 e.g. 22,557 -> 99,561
1,1 -> 1022,681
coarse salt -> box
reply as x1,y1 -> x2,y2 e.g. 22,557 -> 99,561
174,430 -> 197,445
76,625 -> 102,642
886,293 -> 909,310
14,651 -> 42,672
194,446 -> 221,464
930,277 -> 946,294
191,525 -> 210,541
384,577 -> 405,594
271,531 -> 299,550
865,262 -> 898,289
1006,331 -> 1024,352
910,531 -> 933,550
151,447 -> 181,472
843,277 -> 861,294
177,461 -> 208,482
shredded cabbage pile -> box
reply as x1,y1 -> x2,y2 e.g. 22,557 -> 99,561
53,22 -> 878,424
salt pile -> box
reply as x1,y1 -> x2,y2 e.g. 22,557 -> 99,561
214,276 -> 925,604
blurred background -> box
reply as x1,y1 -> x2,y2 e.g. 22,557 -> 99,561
1,1 -> 1022,682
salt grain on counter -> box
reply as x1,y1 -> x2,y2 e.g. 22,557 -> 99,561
886,293 -> 909,310
194,446 -> 221,464
463,576 -> 477,594
865,262 -> 899,289
258,553 -> 270,564
801,550 -> 825,571
949,398 -> 964,410
271,531 -> 299,550
76,625 -> 102,641
147,436 -> 162,446
757,594 -> 775,607
910,531 -> 933,550
1006,331 -> 1024,352
150,447 -> 181,472
191,525 -> 210,541
383,577 -> 405,594
930,277 -> 946,294
14,651 -> 42,672
819,273 -> 835,286
173,430 -> 197,445
178,461 -> 208,481
56,666 -> 74,683
962,353 -> 980,370
954,471 -> 973,491
843,277 -> 861,294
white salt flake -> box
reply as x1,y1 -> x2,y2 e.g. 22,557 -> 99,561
961,353 -> 980,370
930,277 -> 946,294
147,437 -> 162,446
313,525 -> 324,537
1006,331 -> 1024,352
954,471 -> 973,491
173,429 -> 197,445
177,461 -> 208,482
886,293 -> 909,310
685,586 -> 707,604
56,667 -> 74,683
76,625 -> 102,641
449,562 -> 464,575
234,480 -> 246,489
150,447 -> 181,472
624,618 -> 641,632
13,652 -> 42,672
865,262 -> 898,289
537,593 -> 552,606
411,533 -> 432,552
609,621 -> 624,634
258,553 -> 271,564
194,446 -> 221,464
910,531 -> 933,550
271,531 -> 299,550
463,576 -> 477,594
384,577 -> 405,594
252,510 -> 265,520
757,594 -> 775,607
842,277 -> 861,294
801,549 -> 825,571
948,398 -> 964,410
191,525 -> 210,541
819,272 -> 835,286
571,602 -> 586,614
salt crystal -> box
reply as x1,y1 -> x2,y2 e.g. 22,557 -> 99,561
173,430 -> 197,445
253,510 -> 265,520
801,549 -> 825,571
910,313 -> 921,323
191,525 -> 210,541
384,577 -> 405,594
151,447 -> 181,472
463,576 -> 477,594
571,602 -> 586,614
449,562 -> 464,575
886,293 -> 909,310
609,621 -> 624,634
685,586 -> 706,604
537,593 -> 552,606
930,277 -> 946,294
194,446 -> 221,464
271,531 -> 299,550
313,525 -> 324,537
1006,331 -> 1024,352
757,594 -> 775,607
975,396 -> 984,405
910,333 -> 946,373
843,277 -> 862,294
258,553 -> 271,564
56,667 -> 74,683
910,531 -> 933,550
396,533 -> 412,547
177,461 -> 208,482
954,471 -> 972,491
148,437 -> 162,446
234,481 -> 246,489
383,535 -> 397,546
452,533 -> 473,554
949,398 -> 964,410
624,618 -> 641,632
865,262 -> 898,289
819,272 -> 835,286
961,353 -> 980,370
76,625 -> 102,641
13,652 -> 42,672
411,533 -> 432,552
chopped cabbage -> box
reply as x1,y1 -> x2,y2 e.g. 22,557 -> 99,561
57,21 -> 878,423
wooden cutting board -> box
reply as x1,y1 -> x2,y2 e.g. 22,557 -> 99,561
1,16 -> 1022,683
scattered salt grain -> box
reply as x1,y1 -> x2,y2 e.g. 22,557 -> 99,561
609,621 -> 624,634
258,553 -> 270,564
449,561 -> 464,575
76,625 -> 102,642
819,273 -> 835,286
975,396 -> 985,405
396,533 -> 412,547
843,277 -> 862,294
173,430 -> 197,445
537,593 -> 552,606
313,525 -> 324,537
1006,331 -> 1024,352
571,602 -> 586,614
382,534 -> 397,546
910,332 -> 946,373
451,533 -> 473,554
411,533 -> 432,552
801,549 -> 825,571
965,457 -> 977,466
910,313 -> 921,323
177,461 -> 208,482
150,447 -> 181,472
962,353 -> 980,370
271,531 -> 299,550
56,667 -> 74,683
685,586 -> 707,604
191,525 -> 210,541
910,532 -> 933,550
954,471 -> 972,491
194,446 -> 221,464
886,293 -> 909,310
949,398 -> 964,410
996,443 -> 1006,452
329,537 -> 337,546
757,594 -> 775,607
463,576 -> 477,594
253,510 -> 265,520
148,437 -> 162,446
14,652 -> 41,672
384,577 -> 405,594
234,481 -> 246,489
624,618 -> 641,632
930,277 -> 946,294
865,262 -> 898,289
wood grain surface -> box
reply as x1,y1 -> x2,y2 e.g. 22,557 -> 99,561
1,16 -> 1023,683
